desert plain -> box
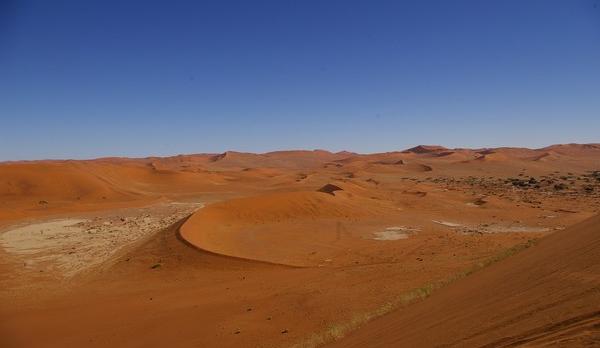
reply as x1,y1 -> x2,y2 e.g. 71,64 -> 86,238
1,144 -> 599,347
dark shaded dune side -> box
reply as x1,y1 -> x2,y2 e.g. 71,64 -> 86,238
99,215 -> 284,282
329,215 -> 600,347
2,218 -> 293,348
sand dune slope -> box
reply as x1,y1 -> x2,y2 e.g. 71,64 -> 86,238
0,162 -> 135,202
330,214 -> 600,347
179,190 -> 382,265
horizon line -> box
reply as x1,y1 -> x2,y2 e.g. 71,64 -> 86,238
2,142 -> 599,164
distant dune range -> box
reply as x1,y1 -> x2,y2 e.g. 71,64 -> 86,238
2,143 -> 598,222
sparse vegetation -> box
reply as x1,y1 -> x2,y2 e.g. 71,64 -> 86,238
292,239 -> 540,348
554,183 -> 568,190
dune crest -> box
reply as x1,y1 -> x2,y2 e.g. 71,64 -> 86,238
403,145 -> 449,154
179,190 -> 381,265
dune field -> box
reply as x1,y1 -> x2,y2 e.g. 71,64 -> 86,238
1,144 -> 599,347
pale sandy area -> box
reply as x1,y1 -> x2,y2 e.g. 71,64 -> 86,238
432,220 -> 551,234
0,202 -> 203,277
372,226 -> 420,240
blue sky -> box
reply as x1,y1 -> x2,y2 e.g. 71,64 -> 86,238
1,0 -> 599,160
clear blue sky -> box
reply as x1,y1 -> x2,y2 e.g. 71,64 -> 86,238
1,0 -> 599,160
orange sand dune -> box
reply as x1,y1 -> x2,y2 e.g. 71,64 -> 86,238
328,153 -> 439,174
203,149 -> 352,170
540,143 -> 600,156
431,150 -> 478,162
0,159 -> 232,222
0,158 -> 233,204
330,214 -> 600,347
403,145 -> 449,154
529,151 -> 564,162
474,151 -> 512,162
0,161 -> 136,202
179,188 -> 388,265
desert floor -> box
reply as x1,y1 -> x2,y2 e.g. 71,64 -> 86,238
1,144 -> 599,347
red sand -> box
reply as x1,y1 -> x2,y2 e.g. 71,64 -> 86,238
329,214 -> 600,347
1,144 -> 599,347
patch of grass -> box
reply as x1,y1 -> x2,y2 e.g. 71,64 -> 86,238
292,239 -> 539,348
464,238 -> 538,277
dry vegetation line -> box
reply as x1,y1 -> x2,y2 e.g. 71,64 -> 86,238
0,201 -> 203,278
293,240 -> 540,348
